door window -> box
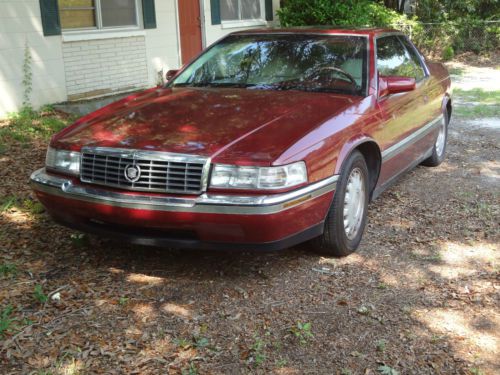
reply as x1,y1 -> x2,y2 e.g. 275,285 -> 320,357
376,36 -> 425,81
398,36 -> 426,81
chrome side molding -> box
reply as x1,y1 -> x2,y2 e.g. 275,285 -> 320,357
382,114 -> 444,162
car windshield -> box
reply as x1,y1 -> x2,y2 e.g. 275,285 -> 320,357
170,34 -> 368,96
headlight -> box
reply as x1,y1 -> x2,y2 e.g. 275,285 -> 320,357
46,147 -> 81,176
210,161 -> 307,190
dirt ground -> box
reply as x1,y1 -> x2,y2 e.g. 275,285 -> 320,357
0,61 -> 499,375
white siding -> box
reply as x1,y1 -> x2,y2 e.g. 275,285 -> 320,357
202,0 -> 280,47
0,0 -> 67,117
0,0 -> 180,117
144,0 -> 181,84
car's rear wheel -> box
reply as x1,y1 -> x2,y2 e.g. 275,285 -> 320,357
422,110 -> 449,167
311,150 -> 369,257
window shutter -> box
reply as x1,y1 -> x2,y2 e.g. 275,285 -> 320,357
142,0 -> 157,29
210,0 -> 221,25
265,0 -> 273,21
39,0 -> 61,36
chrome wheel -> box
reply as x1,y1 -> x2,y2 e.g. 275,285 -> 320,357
435,118 -> 446,157
343,167 -> 366,240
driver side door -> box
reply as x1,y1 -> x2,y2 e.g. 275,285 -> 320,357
375,35 -> 428,187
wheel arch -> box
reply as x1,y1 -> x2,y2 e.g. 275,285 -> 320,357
335,137 -> 382,201
442,94 -> 452,121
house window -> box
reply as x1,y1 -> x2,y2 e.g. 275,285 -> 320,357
221,0 -> 263,21
58,0 -> 138,30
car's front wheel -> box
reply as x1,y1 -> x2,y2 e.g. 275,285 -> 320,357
311,150 -> 369,257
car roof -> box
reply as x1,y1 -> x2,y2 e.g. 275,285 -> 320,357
231,26 -> 399,37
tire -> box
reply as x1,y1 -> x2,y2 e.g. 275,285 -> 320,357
310,150 -> 369,257
422,109 -> 449,167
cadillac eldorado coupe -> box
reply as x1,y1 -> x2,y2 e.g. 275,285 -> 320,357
30,28 -> 452,256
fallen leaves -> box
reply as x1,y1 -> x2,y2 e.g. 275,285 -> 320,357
1,70 -> 499,374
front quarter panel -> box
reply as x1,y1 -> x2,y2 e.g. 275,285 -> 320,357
276,95 -> 379,183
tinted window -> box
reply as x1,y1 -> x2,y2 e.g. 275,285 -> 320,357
172,34 -> 368,96
377,36 -> 424,81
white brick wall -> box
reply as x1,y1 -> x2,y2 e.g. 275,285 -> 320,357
62,36 -> 149,100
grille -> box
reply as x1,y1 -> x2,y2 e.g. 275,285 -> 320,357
80,148 -> 208,194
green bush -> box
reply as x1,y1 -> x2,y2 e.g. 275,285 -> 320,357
277,0 -> 414,28
277,0 -> 499,56
442,46 -> 455,61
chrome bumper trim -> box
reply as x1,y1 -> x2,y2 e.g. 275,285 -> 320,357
30,168 -> 338,215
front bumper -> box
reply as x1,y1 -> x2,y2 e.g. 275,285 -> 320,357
30,168 -> 337,250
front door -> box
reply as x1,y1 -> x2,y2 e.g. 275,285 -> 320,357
374,35 -> 429,186
178,0 -> 203,64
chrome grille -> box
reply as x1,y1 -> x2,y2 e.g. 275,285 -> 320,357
80,147 -> 209,194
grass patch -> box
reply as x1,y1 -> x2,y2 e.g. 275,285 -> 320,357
454,89 -> 500,118
448,67 -> 465,76
1,196 -> 44,215
0,196 -> 18,212
454,89 -> 500,104
0,106 -> 74,149
0,263 -> 18,277
0,305 -> 17,338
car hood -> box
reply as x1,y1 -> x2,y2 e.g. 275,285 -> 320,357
53,87 -> 362,164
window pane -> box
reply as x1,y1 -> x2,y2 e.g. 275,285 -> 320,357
241,0 -> 261,19
398,37 -> 426,81
221,0 -> 239,21
59,0 -> 94,7
60,9 -> 96,29
58,0 -> 95,29
101,0 -> 137,27
377,36 -> 421,79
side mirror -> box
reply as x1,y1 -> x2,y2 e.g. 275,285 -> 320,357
379,76 -> 416,98
165,69 -> 179,82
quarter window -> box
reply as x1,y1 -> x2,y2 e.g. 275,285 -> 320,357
221,0 -> 263,21
376,36 -> 425,81
398,36 -> 426,81
58,0 -> 138,30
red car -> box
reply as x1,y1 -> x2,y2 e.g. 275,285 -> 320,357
31,28 -> 452,256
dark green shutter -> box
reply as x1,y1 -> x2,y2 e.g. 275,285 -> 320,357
142,0 -> 157,29
40,0 -> 61,36
265,0 -> 273,21
211,0 -> 221,25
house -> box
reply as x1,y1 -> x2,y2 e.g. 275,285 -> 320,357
0,0 -> 280,118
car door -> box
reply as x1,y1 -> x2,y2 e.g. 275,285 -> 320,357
374,35 -> 429,186
398,35 -> 444,134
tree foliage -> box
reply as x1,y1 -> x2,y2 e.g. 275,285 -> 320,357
277,0 -> 414,28
277,0 -> 499,55
415,0 -> 500,22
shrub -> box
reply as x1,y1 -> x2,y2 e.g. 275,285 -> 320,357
277,0 -> 415,29
442,45 -> 455,61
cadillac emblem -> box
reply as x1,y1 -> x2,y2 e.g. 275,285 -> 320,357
124,164 -> 141,182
